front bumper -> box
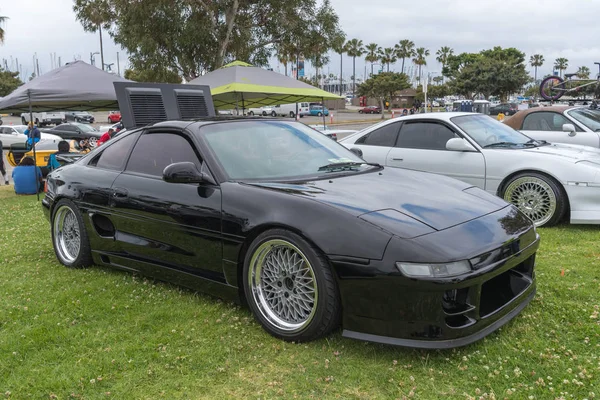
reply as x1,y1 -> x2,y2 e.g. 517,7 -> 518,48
332,206 -> 539,348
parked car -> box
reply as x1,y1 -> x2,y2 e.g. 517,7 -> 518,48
43,118 -> 538,348
0,125 -> 62,148
42,122 -> 102,145
489,103 -> 518,116
341,112 -> 600,227
64,111 -> 95,123
21,111 -> 65,126
308,105 -> 329,117
358,106 -> 381,114
247,106 -> 276,117
107,111 -> 122,123
273,102 -> 310,118
503,106 -> 600,148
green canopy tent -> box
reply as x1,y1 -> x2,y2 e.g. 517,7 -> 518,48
188,61 -> 342,125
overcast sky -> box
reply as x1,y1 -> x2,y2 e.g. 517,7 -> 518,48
1,0 -> 599,81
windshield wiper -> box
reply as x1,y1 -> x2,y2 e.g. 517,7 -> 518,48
317,162 -> 381,172
522,139 -> 539,147
483,142 -> 518,148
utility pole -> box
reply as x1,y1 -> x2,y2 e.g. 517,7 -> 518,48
36,58 -> 40,77
117,52 -> 120,76
99,25 -> 105,71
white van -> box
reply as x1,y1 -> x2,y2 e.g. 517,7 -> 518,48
273,103 -> 310,118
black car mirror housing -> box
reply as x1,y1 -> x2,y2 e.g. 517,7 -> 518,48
163,162 -> 215,185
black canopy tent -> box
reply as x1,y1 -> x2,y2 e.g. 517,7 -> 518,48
0,61 -> 131,200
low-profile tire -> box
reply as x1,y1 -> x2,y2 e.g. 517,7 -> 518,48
271,111 -> 277,117
501,172 -> 567,227
243,229 -> 341,342
248,111 -> 254,116
289,111 -> 295,118
51,199 -> 93,268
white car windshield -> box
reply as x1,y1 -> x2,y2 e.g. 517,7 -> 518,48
451,114 -> 533,148
569,109 -> 600,132
201,120 -> 373,180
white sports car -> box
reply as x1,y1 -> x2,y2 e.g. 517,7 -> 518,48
341,112 -> 600,227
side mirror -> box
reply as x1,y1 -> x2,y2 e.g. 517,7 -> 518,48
163,162 -> 215,185
350,147 -> 363,157
562,123 -> 576,136
446,138 -> 477,152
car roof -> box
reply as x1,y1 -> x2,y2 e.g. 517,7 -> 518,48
387,112 -> 476,122
503,106 -> 576,129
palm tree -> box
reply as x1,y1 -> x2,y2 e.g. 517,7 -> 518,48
331,35 -> 347,95
0,14 -> 7,44
364,43 -> 380,77
277,50 -> 291,76
435,46 -> 453,83
345,38 -> 365,96
394,39 -> 415,74
529,54 -> 544,83
378,47 -> 397,72
413,47 -> 430,83
576,66 -> 591,79
554,58 -> 569,78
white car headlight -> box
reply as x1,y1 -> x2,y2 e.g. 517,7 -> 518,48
396,261 -> 472,278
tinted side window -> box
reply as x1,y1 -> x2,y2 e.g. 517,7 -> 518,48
94,133 -> 138,171
355,123 -> 400,147
397,122 -> 458,150
522,112 -> 579,131
126,133 -> 201,177
60,125 -> 75,132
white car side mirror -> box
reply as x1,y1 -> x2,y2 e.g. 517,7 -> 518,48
562,123 -> 576,136
446,138 -> 477,152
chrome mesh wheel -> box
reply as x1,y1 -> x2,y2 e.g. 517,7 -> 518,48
249,240 -> 317,333
504,176 -> 557,226
53,205 -> 81,264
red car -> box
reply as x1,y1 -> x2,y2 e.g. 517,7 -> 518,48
107,111 -> 122,123
358,106 -> 381,114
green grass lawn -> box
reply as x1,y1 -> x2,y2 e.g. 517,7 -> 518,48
1,185 -> 599,399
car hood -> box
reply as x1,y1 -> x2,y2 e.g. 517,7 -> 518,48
247,168 -> 509,236
522,143 -> 600,162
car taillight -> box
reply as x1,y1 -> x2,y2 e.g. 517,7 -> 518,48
43,180 -> 48,193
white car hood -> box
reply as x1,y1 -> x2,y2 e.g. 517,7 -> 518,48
522,143 -> 600,163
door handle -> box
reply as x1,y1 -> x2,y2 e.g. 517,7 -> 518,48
112,188 -> 128,198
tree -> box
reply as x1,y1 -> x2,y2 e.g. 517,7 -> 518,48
345,38 -> 364,96
554,57 -> 569,78
364,43 -> 380,77
435,46 -> 453,83
395,39 -> 415,74
413,47 -> 430,83
123,66 -> 182,83
529,54 -> 544,83
0,68 -> 22,96
448,47 -> 531,101
0,13 -> 7,44
357,72 -> 410,119
576,66 -> 591,79
276,44 -> 293,76
378,47 -> 397,72
331,34 -> 346,96
73,0 -> 343,81
304,0 -> 340,88
432,76 -> 443,85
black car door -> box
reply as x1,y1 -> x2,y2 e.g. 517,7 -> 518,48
108,129 -> 224,282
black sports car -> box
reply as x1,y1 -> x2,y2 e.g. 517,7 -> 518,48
42,123 -> 102,144
43,118 -> 539,348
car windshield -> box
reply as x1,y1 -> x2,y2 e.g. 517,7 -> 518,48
73,123 -> 96,132
201,120 -> 373,180
13,126 -> 26,134
568,108 -> 600,131
451,114 -> 532,148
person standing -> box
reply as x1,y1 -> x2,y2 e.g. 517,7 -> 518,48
97,128 -> 114,146
12,156 -> 43,195
23,122 -> 41,149
0,139 -> 9,185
